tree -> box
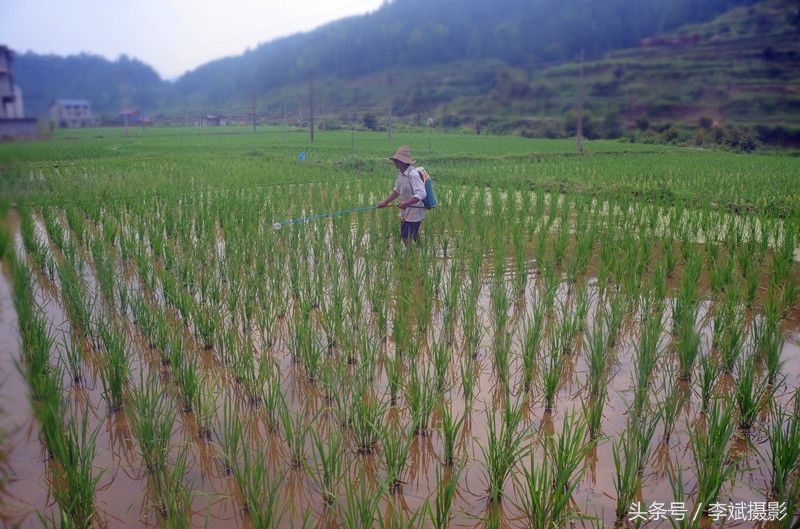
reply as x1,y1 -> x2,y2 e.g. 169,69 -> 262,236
363,112 -> 378,131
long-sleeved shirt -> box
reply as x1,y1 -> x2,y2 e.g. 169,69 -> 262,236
394,165 -> 427,223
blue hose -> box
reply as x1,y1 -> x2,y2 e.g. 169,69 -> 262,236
272,203 -> 429,230
272,205 -> 377,229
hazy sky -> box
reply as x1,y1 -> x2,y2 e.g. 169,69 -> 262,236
0,0 -> 384,79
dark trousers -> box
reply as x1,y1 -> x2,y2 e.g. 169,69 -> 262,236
400,221 -> 421,242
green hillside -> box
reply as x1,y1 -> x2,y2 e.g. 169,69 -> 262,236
7,0 -> 799,145
208,0 -> 798,139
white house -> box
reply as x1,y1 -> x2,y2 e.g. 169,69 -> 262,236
50,99 -> 95,128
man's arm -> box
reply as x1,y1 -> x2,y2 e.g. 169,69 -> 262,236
377,190 -> 399,208
397,196 -> 420,209
398,169 -> 426,209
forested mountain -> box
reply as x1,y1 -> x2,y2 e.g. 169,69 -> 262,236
173,0 -> 753,104
10,0 -> 756,118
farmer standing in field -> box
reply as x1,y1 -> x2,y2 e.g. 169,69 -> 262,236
376,145 -> 427,243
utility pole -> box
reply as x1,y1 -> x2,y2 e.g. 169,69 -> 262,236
121,64 -> 129,137
387,73 -> 393,142
576,48 -> 585,153
427,117 -> 433,153
309,69 -> 315,143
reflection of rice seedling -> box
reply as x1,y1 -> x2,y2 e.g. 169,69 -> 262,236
481,391 -> 527,504
689,399 -> 738,511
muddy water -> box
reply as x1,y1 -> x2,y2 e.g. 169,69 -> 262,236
1,216 -> 799,529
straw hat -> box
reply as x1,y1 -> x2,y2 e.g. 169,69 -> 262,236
389,145 -> 415,165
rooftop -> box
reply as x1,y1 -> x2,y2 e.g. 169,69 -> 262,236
53,98 -> 91,107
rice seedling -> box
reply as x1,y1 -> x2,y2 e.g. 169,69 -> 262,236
129,374 -> 176,479
350,387 -> 387,454
49,406 -> 103,529
765,397 -> 800,508
97,319 -> 130,413
57,254 -> 93,334
385,353 -> 403,406
233,441 -> 286,529
62,335 -> 83,386
307,428 -> 345,505
520,303 -> 544,393
280,398 -> 311,469
159,447 -> 193,529
427,464 -> 463,529
407,368 -> 436,435
734,352 -> 770,430
480,390 -> 527,504
193,375 -> 217,441
439,401 -> 465,466
688,398 -> 738,511
516,411 -> 593,528
541,346 -> 561,413
697,352 -> 717,416
381,423 -> 414,493
341,472 -> 386,529
173,350 -> 199,413
666,466 -> 702,529
431,339 -> 451,393
381,505 -> 426,529
261,370 -> 283,433
612,426 -> 643,524
659,372 -> 685,443
459,356 -> 476,407
219,397 -> 243,475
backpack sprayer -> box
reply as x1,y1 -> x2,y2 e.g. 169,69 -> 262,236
272,166 -> 437,230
